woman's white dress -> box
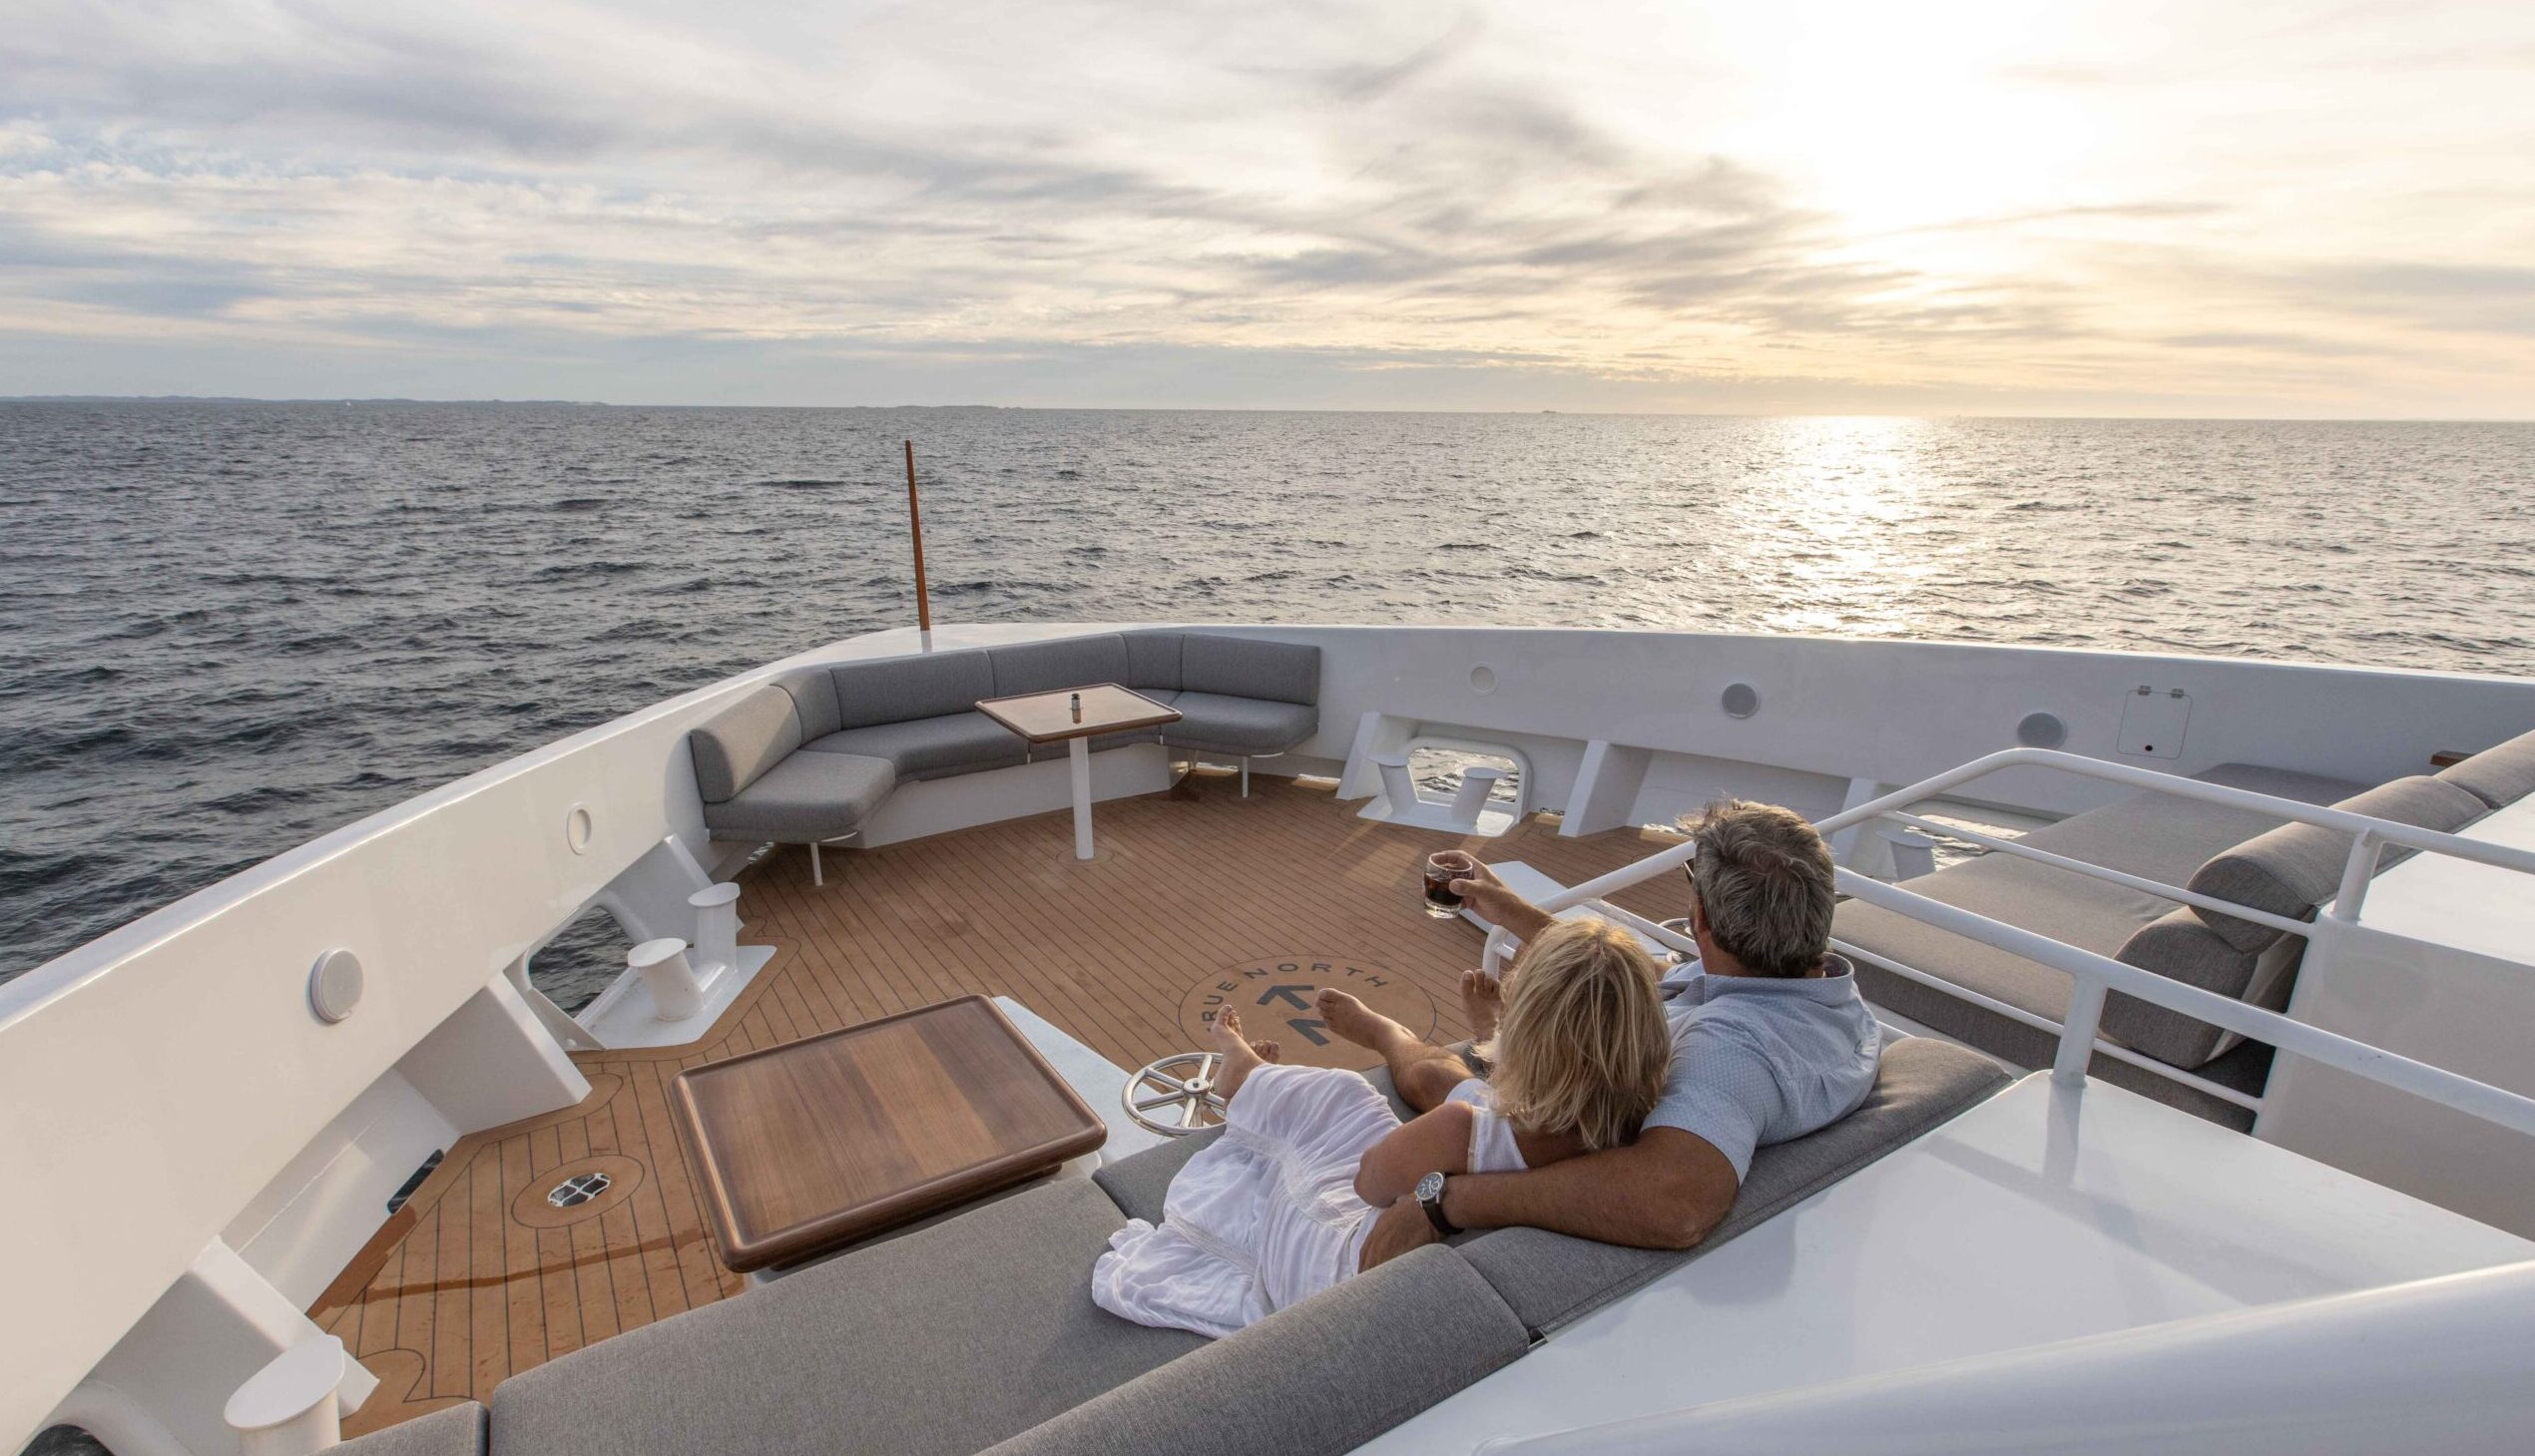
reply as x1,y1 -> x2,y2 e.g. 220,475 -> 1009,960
1091,1063 -> 1527,1337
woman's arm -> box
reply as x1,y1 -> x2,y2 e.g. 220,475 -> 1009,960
1353,1102 -> 1472,1207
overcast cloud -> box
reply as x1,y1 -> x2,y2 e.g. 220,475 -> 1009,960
2,0 -> 2531,413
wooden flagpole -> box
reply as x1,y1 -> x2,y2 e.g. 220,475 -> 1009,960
903,438 -> 932,633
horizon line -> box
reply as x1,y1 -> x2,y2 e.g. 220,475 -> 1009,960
4,395 -> 2530,425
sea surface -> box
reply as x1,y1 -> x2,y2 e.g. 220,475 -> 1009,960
6,404 -> 2534,1007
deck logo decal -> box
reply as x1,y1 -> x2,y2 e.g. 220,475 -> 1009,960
1177,957 -> 1437,1072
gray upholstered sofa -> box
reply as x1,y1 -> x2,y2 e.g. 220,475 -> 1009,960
336,1037 -> 2009,1456
689,632 -> 1322,874
1836,728 -> 2535,1129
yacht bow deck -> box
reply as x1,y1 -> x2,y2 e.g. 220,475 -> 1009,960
309,770 -> 1686,1437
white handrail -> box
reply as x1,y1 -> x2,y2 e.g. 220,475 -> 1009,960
1493,747 -> 2535,1137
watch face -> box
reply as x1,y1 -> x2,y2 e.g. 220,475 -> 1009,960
1415,1171 -> 1445,1203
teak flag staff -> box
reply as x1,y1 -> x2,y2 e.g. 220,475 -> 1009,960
903,438 -> 932,633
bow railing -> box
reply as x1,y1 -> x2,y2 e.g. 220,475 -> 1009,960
1481,747 -> 2535,1134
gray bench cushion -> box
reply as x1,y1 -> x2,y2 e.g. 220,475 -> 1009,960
830,651 -> 996,730
492,1179 -> 1203,1456
1163,692 -> 1318,756
336,1402 -> 488,1456
1124,631 -> 1185,693
2439,727 -> 2535,810
979,1245 -> 1526,1456
2187,774 -> 2488,952
988,636 -> 1131,699
1180,635 -> 1318,706
806,712 -> 1026,778
689,684 -> 809,803
700,750 -> 896,842
1455,1036 -> 2008,1335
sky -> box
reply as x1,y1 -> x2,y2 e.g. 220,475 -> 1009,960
2,0 -> 2531,415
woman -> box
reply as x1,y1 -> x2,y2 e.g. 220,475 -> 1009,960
1093,919 -> 1671,1337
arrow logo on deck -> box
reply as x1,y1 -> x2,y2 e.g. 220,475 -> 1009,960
1285,1018 -> 1330,1047
1259,985 -> 1313,1010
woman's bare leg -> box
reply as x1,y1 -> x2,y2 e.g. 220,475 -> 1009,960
1207,1010 -> 1283,1105
1314,989 -> 1474,1114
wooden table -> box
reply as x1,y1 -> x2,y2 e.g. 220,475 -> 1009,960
667,996 -> 1108,1273
976,682 -> 1181,859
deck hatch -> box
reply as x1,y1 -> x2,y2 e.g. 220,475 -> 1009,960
548,1171 -> 613,1208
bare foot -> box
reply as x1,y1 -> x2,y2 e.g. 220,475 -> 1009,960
1459,969 -> 1503,1040
1315,988 -> 1411,1051
1209,1010 -> 1282,1103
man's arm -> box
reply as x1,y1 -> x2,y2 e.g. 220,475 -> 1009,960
1356,1128 -> 1740,1268
1450,861 -> 1557,944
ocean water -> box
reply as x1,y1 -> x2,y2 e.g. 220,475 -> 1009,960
5,403 -> 2533,999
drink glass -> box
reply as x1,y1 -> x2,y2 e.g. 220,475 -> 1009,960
1423,851 -> 1475,919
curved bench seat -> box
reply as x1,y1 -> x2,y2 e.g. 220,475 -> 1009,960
803,712 -> 1027,781
687,632 -> 1323,856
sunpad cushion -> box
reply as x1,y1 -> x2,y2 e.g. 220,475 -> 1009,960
828,651 -> 996,729
1455,1036 -> 2009,1334
1162,692 -> 1318,756
335,1402 -> 488,1456
2187,775 -> 2488,952
700,750 -> 895,842
980,1245 -> 1526,1456
804,713 -> 1025,777
2438,727 -> 2535,810
492,1179 -> 1203,1456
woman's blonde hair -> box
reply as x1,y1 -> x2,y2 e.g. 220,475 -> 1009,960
1477,919 -> 1671,1152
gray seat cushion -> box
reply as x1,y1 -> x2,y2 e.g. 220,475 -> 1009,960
2188,774 -> 2489,952
2438,727 -> 2535,810
335,1402 -> 488,1456
1454,1036 -> 2008,1335
492,1179 -> 1204,1456
1162,692 -> 1318,756
1180,635 -> 1319,706
829,652 -> 995,729
806,712 -> 1026,779
987,636 -> 1131,699
689,683 -> 810,803
700,749 -> 896,843
979,1245 -> 1527,1456
1123,631 -> 1185,694
2015,761 -> 2362,885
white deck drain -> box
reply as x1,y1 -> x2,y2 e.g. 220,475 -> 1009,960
547,1172 -> 612,1209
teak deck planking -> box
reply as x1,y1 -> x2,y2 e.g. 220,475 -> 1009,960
311,771 -> 1688,1437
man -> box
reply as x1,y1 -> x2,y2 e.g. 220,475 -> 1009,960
1311,799 -> 1882,1266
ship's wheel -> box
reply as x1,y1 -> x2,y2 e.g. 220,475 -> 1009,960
1123,1051 -> 1230,1135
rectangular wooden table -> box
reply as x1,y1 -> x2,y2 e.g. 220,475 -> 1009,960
667,995 -> 1109,1273
975,682 -> 1182,859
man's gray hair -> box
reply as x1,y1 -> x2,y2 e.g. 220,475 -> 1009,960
1685,799 -> 1836,978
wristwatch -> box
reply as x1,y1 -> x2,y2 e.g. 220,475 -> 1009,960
1414,1171 -> 1458,1237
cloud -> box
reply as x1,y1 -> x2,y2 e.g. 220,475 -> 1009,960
0,0 -> 2529,414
